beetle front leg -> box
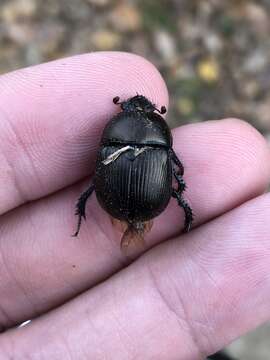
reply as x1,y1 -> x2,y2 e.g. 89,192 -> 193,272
170,149 -> 184,176
172,190 -> 193,232
73,184 -> 95,237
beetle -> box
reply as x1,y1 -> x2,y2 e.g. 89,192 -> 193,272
73,95 -> 193,250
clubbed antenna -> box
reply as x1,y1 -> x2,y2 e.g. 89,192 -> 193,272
113,96 -> 120,105
155,105 -> 167,115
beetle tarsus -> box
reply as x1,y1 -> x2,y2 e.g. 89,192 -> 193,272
73,184 -> 95,237
172,190 -> 193,232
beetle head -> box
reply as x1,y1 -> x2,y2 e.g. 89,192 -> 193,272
113,95 -> 166,115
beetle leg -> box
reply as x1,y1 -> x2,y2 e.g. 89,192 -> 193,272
173,167 -> 186,193
172,190 -> 193,232
170,149 -> 184,176
73,184 -> 95,237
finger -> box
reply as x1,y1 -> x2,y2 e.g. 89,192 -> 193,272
151,118 -> 270,241
0,52 -> 168,214
0,119 -> 269,330
1,194 -> 270,359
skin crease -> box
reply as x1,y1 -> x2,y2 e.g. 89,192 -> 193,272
0,52 -> 269,359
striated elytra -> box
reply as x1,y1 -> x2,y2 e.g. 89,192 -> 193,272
73,95 -> 193,251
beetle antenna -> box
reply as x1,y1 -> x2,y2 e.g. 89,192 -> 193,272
113,96 -> 121,105
155,105 -> 167,114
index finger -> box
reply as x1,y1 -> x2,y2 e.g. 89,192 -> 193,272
0,52 -> 168,214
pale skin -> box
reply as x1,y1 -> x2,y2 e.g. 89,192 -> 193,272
0,52 -> 269,359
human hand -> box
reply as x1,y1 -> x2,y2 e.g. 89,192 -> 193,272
0,52 -> 269,359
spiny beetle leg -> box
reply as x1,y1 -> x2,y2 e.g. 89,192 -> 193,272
172,190 -> 193,232
73,184 -> 95,237
170,148 -> 184,176
173,167 -> 186,193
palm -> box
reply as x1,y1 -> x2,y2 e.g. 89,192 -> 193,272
0,52 -> 269,360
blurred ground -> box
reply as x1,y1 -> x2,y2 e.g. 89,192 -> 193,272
0,0 -> 269,358
226,323 -> 270,360
1,0 -> 270,134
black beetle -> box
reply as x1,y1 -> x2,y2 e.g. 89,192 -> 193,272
73,95 -> 193,250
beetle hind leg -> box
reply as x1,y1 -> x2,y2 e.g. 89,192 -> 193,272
73,184 -> 95,237
172,190 -> 193,232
